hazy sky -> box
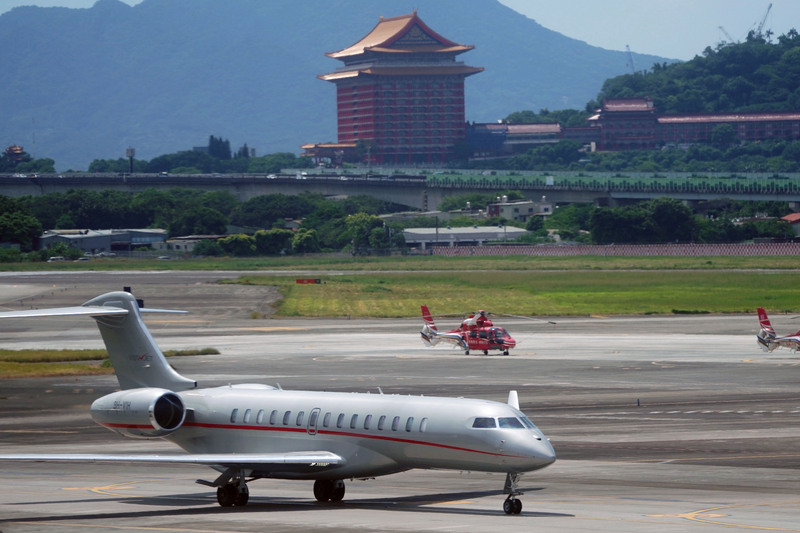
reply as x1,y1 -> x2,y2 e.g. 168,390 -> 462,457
1,0 -> 797,60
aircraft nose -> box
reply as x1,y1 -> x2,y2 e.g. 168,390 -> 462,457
521,434 -> 556,469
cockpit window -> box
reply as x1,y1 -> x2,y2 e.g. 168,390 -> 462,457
472,417 -> 496,428
510,407 -> 539,430
498,417 -> 525,428
492,327 -> 509,338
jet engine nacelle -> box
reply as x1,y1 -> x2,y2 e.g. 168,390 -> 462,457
91,388 -> 186,439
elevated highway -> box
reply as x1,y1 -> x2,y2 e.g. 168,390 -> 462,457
2,171 -> 799,210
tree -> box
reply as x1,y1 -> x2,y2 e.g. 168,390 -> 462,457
710,124 -> 737,149
344,213 -> 384,251
254,228 -> 294,255
218,234 -> 256,256
168,206 -> 228,237
208,136 -> 232,160
0,211 -> 42,252
647,197 -> 696,242
291,228 -> 320,254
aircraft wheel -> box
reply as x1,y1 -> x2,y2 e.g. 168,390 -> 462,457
313,479 -> 333,502
234,484 -> 249,506
330,480 -> 345,502
512,498 -> 522,514
217,484 -> 238,507
483,350 -> 489,355
503,498 -> 514,515
503,350 -> 509,355
464,350 -> 470,355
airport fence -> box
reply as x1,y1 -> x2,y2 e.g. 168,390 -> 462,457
431,242 -> 800,257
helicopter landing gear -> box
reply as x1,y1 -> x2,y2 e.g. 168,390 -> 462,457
483,350 -> 489,355
503,350 -> 509,355
502,472 -> 523,515
313,479 -> 345,503
464,349 -> 470,355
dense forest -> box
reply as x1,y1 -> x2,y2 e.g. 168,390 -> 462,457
0,185 -> 792,263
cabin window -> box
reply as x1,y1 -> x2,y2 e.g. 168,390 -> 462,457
377,415 -> 386,430
283,411 -> 292,425
472,417 -> 496,428
230,409 -> 238,423
269,410 -> 278,425
420,417 -> 429,432
392,416 -> 400,431
364,414 -> 372,430
322,412 -> 331,427
296,411 -> 305,426
336,413 -> 345,428
405,417 -> 414,432
256,409 -> 265,424
309,410 -> 318,428
498,417 -> 525,429
243,409 -> 252,424
350,414 -> 359,429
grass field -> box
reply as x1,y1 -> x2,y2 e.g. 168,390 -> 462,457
230,270 -> 800,318
4,254 -> 800,272
0,348 -> 218,379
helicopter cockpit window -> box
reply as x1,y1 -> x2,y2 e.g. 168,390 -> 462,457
478,330 -> 488,338
492,328 -> 509,338
498,417 -> 525,429
472,417 -> 496,428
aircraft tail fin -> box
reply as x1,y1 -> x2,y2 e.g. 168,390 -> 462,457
757,308 -> 775,336
0,292 -> 197,391
756,307 -> 777,352
421,305 -> 437,330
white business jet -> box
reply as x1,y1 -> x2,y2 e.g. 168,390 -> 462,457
0,291 -> 555,515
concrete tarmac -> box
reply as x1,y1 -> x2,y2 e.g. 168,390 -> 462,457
0,272 -> 798,532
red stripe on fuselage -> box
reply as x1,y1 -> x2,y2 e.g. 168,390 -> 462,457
103,420 -> 528,459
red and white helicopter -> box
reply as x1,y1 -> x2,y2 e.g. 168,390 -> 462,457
757,307 -> 800,352
420,305 -> 554,356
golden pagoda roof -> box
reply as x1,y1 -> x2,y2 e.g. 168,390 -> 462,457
319,65 -> 483,82
326,11 -> 474,59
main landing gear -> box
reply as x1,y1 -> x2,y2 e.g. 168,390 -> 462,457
502,472 -> 523,515
217,481 -> 249,507
203,471 -> 347,508
197,468 -> 250,507
313,479 -> 346,503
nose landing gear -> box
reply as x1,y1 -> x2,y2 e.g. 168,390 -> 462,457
502,472 -> 523,515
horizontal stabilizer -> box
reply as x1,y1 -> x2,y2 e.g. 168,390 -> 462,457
0,306 -> 129,319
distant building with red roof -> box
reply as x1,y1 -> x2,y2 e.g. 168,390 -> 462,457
586,98 -> 800,151
315,11 -> 482,165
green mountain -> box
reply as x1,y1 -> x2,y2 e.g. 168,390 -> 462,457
0,0 -> 669,170
598,32 -> 800,113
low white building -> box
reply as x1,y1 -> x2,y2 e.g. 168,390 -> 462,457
403,225 -> 528,250
39,229 -> 167,254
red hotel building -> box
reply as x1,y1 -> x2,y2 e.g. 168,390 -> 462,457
317,11 -> 483,165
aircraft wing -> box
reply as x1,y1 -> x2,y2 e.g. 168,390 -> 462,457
0,306 -> 129,318
0,451 -> 344,468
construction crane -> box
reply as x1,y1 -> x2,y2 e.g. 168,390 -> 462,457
718,26 -> 737,46
755,3 -> 772,38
